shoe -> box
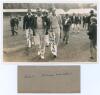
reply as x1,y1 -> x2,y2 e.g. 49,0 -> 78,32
66,41 -> 69,44
28,43 -> 31,48
38,51 -> 41,56
41,55 -> 44,59
32,42 -> 34,45
46,43 -> 50,47
16,32 -> 18,35
53,55 -> 57,58
63,38 -> 65,42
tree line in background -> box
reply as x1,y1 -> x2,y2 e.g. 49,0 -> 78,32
3,3 -> 97,11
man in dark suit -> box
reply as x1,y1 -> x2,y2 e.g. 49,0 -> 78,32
10,15 -> 18,36
15,15 -> 19,30
83,15 -> 88,30
23,9 -> 35,35
70,13 -> 78,32
75,14 -> 81,33
23,9 -> 35,48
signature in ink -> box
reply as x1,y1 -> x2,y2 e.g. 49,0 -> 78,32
24,72 -> 72,78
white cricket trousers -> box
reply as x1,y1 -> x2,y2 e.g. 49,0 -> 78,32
25,29 -> 33,48
36,29 -> 45,57
49,28 -> 60,56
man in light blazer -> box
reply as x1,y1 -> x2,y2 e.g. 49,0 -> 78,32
49,7 -> 62,58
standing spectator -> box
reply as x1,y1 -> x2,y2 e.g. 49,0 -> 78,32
75,14 -> 81,33
83,15 -> 88,30
71,13 -> 76,32
15,15 -> 19,30
10,15 -> 18,36
63,14 -> 71,44
87,17 -> 97,59
77,14 -> 82,32
49,7 -> 62,58
18,16 -> 22,29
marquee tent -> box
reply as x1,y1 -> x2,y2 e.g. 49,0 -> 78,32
55,9 -> 66,15
66,8 -> 96,14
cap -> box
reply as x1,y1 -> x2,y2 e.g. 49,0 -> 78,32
36,7 -> 42,12
90,10 -> 94,14
65,14 -> 69,16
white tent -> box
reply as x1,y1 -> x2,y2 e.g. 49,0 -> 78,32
66,8 -> 96,14
3,8 -> 66,15
55,9 -> 66,15
3,9 -> 49,13
42,9 -> 48,12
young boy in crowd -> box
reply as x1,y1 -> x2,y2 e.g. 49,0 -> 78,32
87,16 -> 97,59
10,15 -> 18,36
63,14 -> 71,44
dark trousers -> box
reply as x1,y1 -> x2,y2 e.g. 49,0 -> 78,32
83,22 -> 85,28
63,31 -> 69,43
90,39 -> 97,58
32,29 -> 35,36
11,26 -> 17,36
28,28 -> 35,36
15,24 -> 19,30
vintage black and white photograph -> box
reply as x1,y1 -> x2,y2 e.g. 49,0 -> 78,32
18,66 -> 80,93
3,3 -> 97,62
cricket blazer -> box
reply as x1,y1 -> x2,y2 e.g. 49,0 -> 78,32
23,13 -> 34,30
88,22 -> 97,42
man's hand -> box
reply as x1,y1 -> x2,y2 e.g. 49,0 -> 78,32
50,28 -> 53,32
60,25 -> 63,30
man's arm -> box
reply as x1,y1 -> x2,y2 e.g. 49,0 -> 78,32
10,19 -> 12,27
23,15 -> 26,30
58,15 -> 62,30
48,16 -> 52,31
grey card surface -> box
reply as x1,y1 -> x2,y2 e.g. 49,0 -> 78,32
18,66 -> 80,93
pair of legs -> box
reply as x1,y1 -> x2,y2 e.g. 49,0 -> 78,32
36,29 -> 45,59
73,22 -> 81,33
11,26 -> 18,36
25,29 -> 33,48
45,34 -> 50,46
83,22 -> 87,29
72,23 -> 80,33
49,28 -> 60,57
63,31 -> 69,44
15,24 -> 19,30
90,39 -> 97,59
72,23 -> 76,32
83,23 -> 88,30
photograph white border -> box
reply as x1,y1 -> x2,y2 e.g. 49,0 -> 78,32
1,0 -> 99,64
